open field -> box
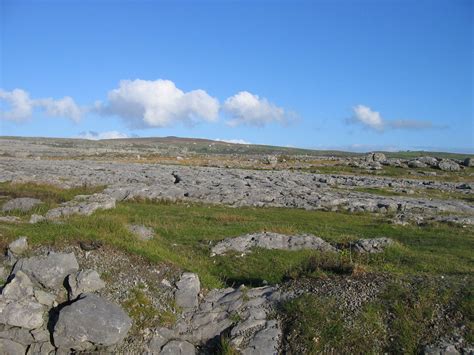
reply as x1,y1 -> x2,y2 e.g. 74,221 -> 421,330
0,137 -> 473,354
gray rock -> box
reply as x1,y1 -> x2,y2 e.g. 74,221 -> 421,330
408,160 -> 428,168
67,269 -> 106,300
438,159 -> 461,172
464,157 -> 473,167
29,214 -> 46,224
1,271 -> 34,300
211,232 -> 337,256
418,156 -> 439,167
45,193 -> 115,220
53,293 -> 132,349
12,252 -> 79,289
241,320 -> 281,355
160,340 -> 195,354
127,224 -> 155,241
0,338 -> 26,355
2,198 -> 42,213
8,237 -> 28,256
351,237 -> 395,253
0,327 -> 35,346
175,273 -> 200,310
34,289 -> 56,307
0,216 -> 21,223
0,298 -> 45,329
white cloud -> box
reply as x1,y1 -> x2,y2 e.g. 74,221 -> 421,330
97,79 -> 219,128
76,130 -> 130,140
35,97 -> 82,122
350,104 -> 434,131
0,89 -> 34,121
214,138 -> 251,144
0,88 -> 82,122
352,105 -> 384,131
223,91 -> 294,127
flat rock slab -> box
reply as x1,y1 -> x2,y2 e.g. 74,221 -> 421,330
211,232 -> 337,256
45,193 -> 116,219
127,224 -> 155,241
351,237 -> 395,253
175,273 -> 200,310
2,197 -> 42,213
53,293 -> 132,350
12,252 -> 79,289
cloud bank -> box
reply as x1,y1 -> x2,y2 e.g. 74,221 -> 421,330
0,89 -> 82,122
350,104 -> 434,131
76,130 -> 131,140
223,91 -> 294,127
96,79 -> 219,128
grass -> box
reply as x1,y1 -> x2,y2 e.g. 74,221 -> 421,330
0,186 -> 473,287
281,276 -> 472,354
0,182 -> 472,351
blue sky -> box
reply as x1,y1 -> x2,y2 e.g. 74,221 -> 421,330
0,0 -> 472,152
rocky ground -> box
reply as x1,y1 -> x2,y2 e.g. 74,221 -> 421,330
0,137 -> 473,354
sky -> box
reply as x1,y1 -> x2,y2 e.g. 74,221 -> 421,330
0,0 -> 472,153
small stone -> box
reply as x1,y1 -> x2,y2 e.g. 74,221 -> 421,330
29,214 -> 45,224
67,269 -> 106,300
8,237 -> 28,256
34,289 -> 56,307
160,340 -> 196,355
127,224 -> 155,241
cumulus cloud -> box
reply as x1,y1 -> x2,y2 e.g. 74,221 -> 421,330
76,130 -> 130,140
223,91 -> 295,127
0,89 -> 34,121
349,104 -> 434,131
96,79 -> 219,128
0,88 -> 82,122
214,138 -> 251,144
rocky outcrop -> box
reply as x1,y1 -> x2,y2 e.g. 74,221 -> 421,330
45,193 -> 115,219
0,242 -> 132,353
211,232 -> 337,256
2,198 -> 42,213
149,272 -> 282,354
175,272 -> 200,310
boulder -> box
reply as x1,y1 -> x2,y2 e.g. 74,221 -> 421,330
12,252 -> 79,289
67,269 -> 106,300
408,160 -> 427,169
0,339 -> 26,355
438,159 -> 461,172
464,157 -> 473,167
1,198 -> 42,213
418,156 -> 439,167
175,273 -> 200,310
53,293 -> 132,350
8,237 -> 28,256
